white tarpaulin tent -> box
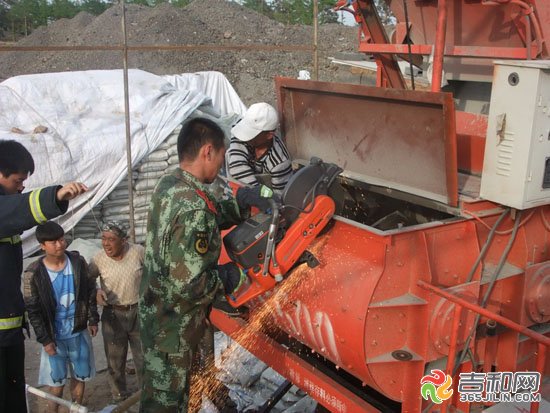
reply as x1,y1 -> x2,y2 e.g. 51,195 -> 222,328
0,69 -> 246,256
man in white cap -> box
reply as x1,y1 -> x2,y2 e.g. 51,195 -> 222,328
228,102 -> 293,195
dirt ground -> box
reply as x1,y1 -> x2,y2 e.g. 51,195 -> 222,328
24,310 -> 140,413
27,370 -> 140,413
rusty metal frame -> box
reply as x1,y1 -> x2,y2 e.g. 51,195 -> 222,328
210,309 -> 383,413
358,44 -> 536,59
417,280 -> 550,413
0,44 -> 313,53
352,0 -> 547,93
355,0 -> 406,89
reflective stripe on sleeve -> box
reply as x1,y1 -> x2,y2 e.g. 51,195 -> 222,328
29,188 -> 47,224
0,316 -> 23,330
0,235 -> 22,244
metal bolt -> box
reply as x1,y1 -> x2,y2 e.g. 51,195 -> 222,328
372,340 -> 378,346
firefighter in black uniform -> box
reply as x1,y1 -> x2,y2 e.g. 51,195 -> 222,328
0,140 -> 88,412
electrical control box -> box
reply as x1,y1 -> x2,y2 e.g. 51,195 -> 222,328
480,60 -> 550,209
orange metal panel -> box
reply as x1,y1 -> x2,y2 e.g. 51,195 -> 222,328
456,111 -> 487,175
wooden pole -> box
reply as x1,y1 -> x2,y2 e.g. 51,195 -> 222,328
313,0 -> 319,80
121,0 -> 136,243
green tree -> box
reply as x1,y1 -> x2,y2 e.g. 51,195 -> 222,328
170,0 -> 192,7
80,0 -> 112,15
270,0 -> 337,25
7,0 -> 49,35
0,0 -> 11,36
242,0 -> 273,17
49,0 -> 79,19
123,0 -> 148,5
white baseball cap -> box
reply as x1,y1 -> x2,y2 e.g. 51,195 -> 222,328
231,102 -> 279,142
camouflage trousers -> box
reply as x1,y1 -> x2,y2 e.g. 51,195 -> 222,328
139,345 -> 194,413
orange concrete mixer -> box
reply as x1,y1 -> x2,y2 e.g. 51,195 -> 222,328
212,1 -> 550,411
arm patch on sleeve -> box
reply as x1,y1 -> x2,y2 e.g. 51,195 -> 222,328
194,231 -> 209,255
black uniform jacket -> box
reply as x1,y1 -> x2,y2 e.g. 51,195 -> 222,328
0,184 -> 68,346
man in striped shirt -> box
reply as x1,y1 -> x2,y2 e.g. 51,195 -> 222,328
228,102 -> 293,195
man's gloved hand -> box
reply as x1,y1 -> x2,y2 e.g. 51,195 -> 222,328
217,262 -> 247,295
236,185 -> 274,212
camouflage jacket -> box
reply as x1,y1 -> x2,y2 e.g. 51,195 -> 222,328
139,168 -> 243,354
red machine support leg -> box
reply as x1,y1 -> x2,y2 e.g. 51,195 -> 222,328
532,343 -> 547,413
431,0 -> 447,92
442,304 -> 463,412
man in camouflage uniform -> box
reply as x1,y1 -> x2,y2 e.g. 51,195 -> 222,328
139,118 -> 271,412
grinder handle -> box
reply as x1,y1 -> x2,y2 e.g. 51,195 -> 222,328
262,199 -> 280,276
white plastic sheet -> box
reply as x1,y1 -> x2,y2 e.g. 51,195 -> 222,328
163,71 -> 247,116
0,69 -> 246,255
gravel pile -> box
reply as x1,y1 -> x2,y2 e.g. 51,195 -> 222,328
0,0 -> 360,104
